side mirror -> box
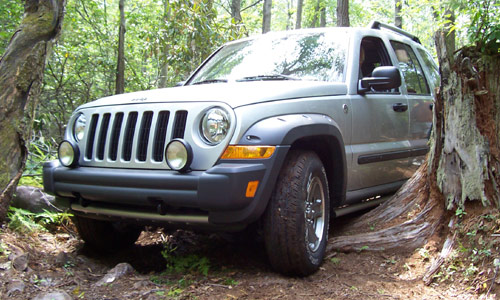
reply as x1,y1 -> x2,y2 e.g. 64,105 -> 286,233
358,66 -> 401,95
175,81 -> 186,87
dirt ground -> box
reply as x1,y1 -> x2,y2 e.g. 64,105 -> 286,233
0,212 -> 497,300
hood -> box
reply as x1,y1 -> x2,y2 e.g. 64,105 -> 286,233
77,81 -> 347,110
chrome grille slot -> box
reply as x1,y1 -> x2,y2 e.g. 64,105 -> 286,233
97,113 -> 111,160
172,110 -> 188,139
122,112 -> 138,161
137,111 -> 153,162
109,112 -> 124,161
85,114 -> 99,160
153,111 -> 170,162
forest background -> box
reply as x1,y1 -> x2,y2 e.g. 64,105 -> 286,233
0,0 -> 500,298
0,0 -> 488,187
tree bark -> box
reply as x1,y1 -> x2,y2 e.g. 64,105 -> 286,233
262,0 -> 272,33
0,0 -> 66,222
336,0 -> 349,27
231,0 -> 242,24
295,0 -> 303,29
115,0 -> 126,94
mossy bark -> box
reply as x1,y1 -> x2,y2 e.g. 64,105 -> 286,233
0,0 -> 66,222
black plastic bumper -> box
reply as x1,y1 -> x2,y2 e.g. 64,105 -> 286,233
43,146 -> 289,226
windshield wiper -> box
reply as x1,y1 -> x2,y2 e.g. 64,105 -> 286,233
236,74 -> 301,82
192,79 -> 228,85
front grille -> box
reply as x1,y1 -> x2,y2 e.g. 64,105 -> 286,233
83,109 -> 188,166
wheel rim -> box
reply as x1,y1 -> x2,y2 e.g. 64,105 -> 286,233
304,174 -> 326,252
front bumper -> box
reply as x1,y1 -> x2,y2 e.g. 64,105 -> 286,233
43,146 -> 288,227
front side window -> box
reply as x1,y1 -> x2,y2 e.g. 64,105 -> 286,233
390,41 -> 430,95
359,37 -> 392,78
189,31 -> 348,84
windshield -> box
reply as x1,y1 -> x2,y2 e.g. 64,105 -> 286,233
189,30 -> 348,84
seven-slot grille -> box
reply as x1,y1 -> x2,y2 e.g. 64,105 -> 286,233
81,110 -> 188,166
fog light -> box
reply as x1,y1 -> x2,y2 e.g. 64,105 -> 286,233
165,139 -> 193,172
58,140 -> 79,167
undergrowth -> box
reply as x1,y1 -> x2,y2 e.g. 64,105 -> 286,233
161,246 -> 210,276
7,207 -> 72,233
433,210 -> 500,294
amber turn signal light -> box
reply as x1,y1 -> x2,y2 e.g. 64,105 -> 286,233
221,145 -> 275,160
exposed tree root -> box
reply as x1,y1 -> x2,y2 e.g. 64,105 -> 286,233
327,168 -> 444,252
339,166 -> 429,234
423,226 -> 456,285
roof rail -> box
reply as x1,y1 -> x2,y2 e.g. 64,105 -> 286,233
368,21 -> 421,44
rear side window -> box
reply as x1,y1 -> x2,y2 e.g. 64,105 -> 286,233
417,48 -> 440,89
390,41 -> 430,95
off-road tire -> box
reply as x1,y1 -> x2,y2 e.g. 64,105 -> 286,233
74,216 -> 142,252
263,150 -> 330,276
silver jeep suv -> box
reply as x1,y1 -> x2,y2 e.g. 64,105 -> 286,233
43,21 -> 439,275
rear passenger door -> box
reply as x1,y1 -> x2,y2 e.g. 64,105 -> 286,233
390,41 -> 434,170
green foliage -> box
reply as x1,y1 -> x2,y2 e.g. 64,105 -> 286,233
3,0 -> 496,177
7,207 -> 73,233
161,246 -> 210,276
459,0 -> 500,53
0,1 -> 23,55
404,0 -> 500,54
222,277 -> 239,286
19,135 -> 58,187
330,257 -> 341,265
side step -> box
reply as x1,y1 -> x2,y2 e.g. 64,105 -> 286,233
333,195 -> 391,218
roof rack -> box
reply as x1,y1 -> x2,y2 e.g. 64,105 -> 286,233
368,21 -> 421,44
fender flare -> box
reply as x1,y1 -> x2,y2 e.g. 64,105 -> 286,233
210,114 -> 347,224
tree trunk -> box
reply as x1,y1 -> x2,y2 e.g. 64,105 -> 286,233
115,0 -> 126,94
158,0 -> 170,89
262,0 -> 272,33
231,0 -> 242,24
320,6 -> 326,28
295,0 -> 303,29
336,0 -> 349,27
0,0 -> 66,222
394,0 -> 402,28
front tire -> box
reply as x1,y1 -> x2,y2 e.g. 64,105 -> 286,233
263,150 -> 330,276
74,216 -> 142,252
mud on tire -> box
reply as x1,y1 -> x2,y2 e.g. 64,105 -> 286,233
263,150 -> 330,276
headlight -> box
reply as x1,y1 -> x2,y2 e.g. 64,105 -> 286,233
73,113 -> 86,142
200,107 -> 230,145
58,140 -> 80,168
165,139 -> 193,172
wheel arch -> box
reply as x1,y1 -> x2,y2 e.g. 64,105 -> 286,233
289,135 -> 346,207
237,114 -> 347,209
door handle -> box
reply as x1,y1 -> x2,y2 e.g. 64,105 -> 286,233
392,103 -> 408,112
